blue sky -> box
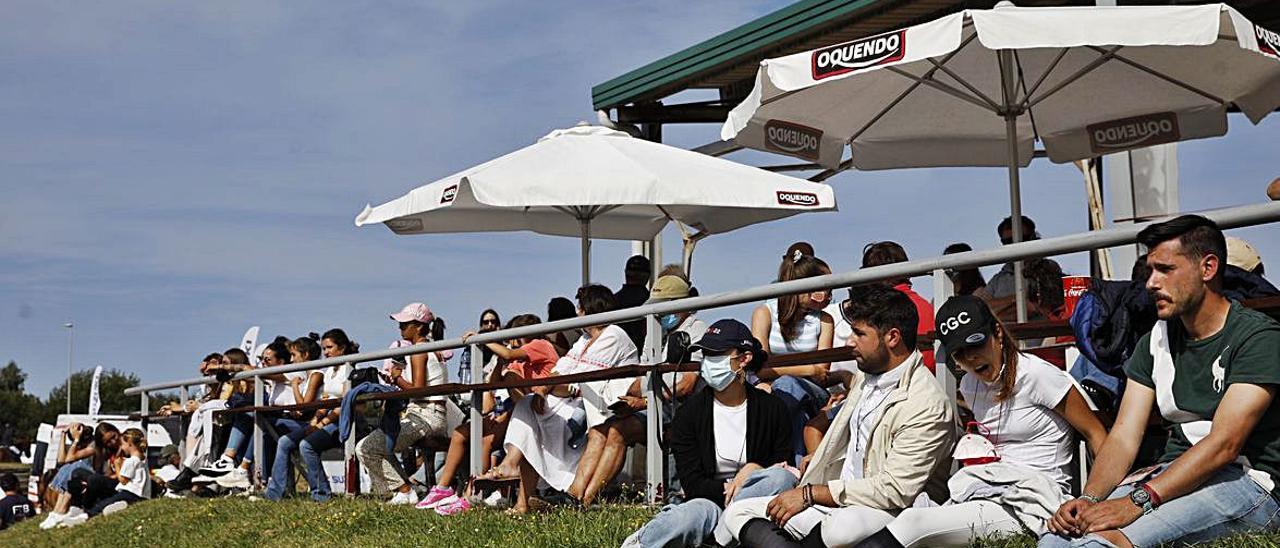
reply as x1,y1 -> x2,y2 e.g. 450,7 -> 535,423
3,1 -> 1277,398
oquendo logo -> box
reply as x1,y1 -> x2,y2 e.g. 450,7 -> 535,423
1087,112 -> 1181,153
1258,24 -> 1280,58
811,30 -> 906,80
440,184 -> 458,204
776,191 -> 820,207
764,120 -> 823,160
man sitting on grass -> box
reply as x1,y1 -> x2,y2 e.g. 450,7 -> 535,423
1042,215 -> 1280,547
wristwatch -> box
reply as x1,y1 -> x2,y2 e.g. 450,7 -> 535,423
1129,483 -> 1155,515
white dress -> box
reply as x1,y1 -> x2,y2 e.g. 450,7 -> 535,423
503,325 -> 638,491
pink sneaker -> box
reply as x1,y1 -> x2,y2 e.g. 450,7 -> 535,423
415,487 -> 455,510
435,497 -> 472,516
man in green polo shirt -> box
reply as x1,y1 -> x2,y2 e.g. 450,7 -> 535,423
1041,215 -> 1280,548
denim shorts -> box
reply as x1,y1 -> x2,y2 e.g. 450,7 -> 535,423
51,458 -> 92,491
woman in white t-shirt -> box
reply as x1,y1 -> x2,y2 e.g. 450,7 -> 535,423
486,285 -> 639,514
858,296 -> 1108,548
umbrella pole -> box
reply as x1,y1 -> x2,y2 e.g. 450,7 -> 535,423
1000,49 -> 1029,324
580,218 -> 591,286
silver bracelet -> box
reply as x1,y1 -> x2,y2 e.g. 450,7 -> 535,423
1079,494 -> 1102,504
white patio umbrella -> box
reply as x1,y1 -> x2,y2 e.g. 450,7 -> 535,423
722,2 -> 1280,320
355,125 -> 837,284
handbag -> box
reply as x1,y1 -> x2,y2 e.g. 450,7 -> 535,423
348,367 -> 381,387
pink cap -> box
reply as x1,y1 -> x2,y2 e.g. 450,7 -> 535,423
390,302 -> 433,323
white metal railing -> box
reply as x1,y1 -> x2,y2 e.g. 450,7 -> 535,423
124,200 -> 1280,500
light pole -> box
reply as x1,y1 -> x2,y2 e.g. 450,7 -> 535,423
64,322 -> 73,415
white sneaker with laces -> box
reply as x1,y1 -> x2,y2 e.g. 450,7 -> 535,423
102,501 -> 129,516
216,467 -> 251,489
199,456 -> 236,477
388,489 -> 419,505
60,512 -> 89,528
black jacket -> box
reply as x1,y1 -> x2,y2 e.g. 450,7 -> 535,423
668,384 -> 792,508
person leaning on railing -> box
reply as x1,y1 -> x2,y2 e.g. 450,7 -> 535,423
487,284 -> 639,514
751,251 -> 836,466
357,302 -> 452,506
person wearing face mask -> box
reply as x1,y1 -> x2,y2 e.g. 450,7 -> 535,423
752,253 -> 837,465
622,319 -> 795,548
855,296 -> 1106,548
721,285 -> 955,548
564,274 -> 708,508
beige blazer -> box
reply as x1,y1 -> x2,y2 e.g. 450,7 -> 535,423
800,351 -> 956,511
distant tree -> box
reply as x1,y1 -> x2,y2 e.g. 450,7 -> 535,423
0,361 -> 45,442
42,368 -> 144,423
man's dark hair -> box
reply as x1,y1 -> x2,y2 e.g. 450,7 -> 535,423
998,215 -> 1037,235
0,472 -> 18,493
862,241 -> 910,286
1136,214 -> 1227,282
576,284 -> 619,316
843,285 -> 918,350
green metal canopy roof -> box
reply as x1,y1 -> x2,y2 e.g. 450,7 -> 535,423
592,0 -> 1280,114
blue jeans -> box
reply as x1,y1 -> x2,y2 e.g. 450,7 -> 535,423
299,423 -> 339,502
258,418 -> 306,500
225,412 -> 255,461
1038,464 -> 1280,547
769,376 -> 829,464
51,458 -> 92,492
625,467 -> 798,548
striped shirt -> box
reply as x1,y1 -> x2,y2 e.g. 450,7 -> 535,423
765,299 -> 822,355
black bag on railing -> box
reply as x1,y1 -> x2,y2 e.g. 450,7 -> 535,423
348,366 -> 381,387
664,330 -> 693,365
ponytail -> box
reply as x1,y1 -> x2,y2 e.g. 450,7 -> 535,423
429,318 -> 446,342
266,336 -> 292,364
776,255 -> 830,341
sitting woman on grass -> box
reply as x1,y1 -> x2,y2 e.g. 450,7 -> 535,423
418,314 -> 561,514
855,296 -> 1107,548
39,422 -> 121,529
479,285 -> 638,514
84,428 -> 152,518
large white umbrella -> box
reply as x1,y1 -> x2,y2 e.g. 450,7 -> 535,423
355,125 -> 837,284
722,2 -> 1280,320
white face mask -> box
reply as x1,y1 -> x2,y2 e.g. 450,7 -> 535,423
700,354 -> 739,392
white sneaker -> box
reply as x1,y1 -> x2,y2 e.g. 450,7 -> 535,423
199,456 -> 236,477
164,491 -> 186,499
64,506 -> 86,519
39,512 -> 65,530
388,489 -> 419,505
101,501 -> 129,516
216,467 -> 251,489
483,490 -> 508,507
60,512 -> 89,528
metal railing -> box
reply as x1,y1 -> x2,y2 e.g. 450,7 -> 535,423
124,200 -> 1280,500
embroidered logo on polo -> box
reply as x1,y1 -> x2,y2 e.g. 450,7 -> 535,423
776,191 -> 820,207
764,120 -> 823,160
1087,112 -> 1181,153
1211,346 -> 1229,393
1257,25 -> 1280,58
440,185 -> 458,204
811,29 -> 907,80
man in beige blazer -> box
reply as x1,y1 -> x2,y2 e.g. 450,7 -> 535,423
719,284 -> 957,547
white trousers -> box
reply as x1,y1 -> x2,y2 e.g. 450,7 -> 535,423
719,495 -> 895,547
887,500 -> 1025,547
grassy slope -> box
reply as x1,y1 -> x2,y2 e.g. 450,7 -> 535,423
6,497 -> 1280,548
2,498 -> 655,548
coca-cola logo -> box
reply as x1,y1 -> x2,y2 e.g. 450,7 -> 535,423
776,191 -> 820,207
1258,24 -> 1280,58
764,120 -> 822,160
1087,112 -> 1181,153
440,184 -> 458,204
811,30 -> 906,80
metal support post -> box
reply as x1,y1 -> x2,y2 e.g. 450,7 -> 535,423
643,314 -> 664,503
468,344 -> 484,478
343,370 -> 357,496
178,385 -> 189,456
931,268 -> 958,400
253,376 -> 264,487
140,391 -> 149,416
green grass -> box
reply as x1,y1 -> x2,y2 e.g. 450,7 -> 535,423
1,497 -> 656,548
8,496 -> 1280,548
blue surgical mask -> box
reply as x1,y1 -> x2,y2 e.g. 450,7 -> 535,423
700,354 -> 738,392
659,314 -> 681,331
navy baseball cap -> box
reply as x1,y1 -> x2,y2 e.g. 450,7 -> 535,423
934,295 -> 998,355
692,319 -> 765,356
